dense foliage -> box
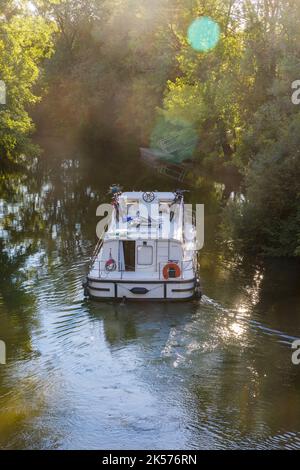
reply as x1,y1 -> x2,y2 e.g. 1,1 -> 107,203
0,1 -> 55,164
1,0 -> 300,256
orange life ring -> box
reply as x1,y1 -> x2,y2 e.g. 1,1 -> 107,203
163,262 -> 181,280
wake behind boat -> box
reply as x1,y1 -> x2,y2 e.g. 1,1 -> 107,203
84,187 -> 202,301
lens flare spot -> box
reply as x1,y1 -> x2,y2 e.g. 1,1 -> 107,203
187,17 -> 220,52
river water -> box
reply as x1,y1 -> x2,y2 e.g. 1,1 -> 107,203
0,148 -> 300,449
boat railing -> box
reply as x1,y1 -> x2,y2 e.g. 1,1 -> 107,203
91,259 -> 194,280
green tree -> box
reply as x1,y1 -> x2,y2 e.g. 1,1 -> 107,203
222,0 -> 300,256
0,1 -> 55,166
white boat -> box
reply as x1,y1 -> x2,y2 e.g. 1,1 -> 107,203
84,189 -> 202,301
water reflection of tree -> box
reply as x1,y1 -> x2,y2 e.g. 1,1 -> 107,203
88,301 -> 196,350
0,238 -> 37,360
0,159 -> 101,448
0,235 -> 42,449
254,259 -> 300,332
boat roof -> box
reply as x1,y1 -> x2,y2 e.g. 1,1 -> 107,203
105,191 -> 185,242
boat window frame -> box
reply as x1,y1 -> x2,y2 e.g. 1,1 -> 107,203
137,245 -> 153,266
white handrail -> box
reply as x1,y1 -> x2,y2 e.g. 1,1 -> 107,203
92,259 -> 194,280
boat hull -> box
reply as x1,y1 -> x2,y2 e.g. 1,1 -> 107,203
86,277 -> 200,301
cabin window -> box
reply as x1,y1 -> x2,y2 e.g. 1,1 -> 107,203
137,245 -> 153,265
